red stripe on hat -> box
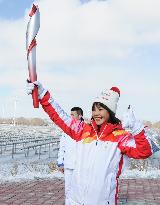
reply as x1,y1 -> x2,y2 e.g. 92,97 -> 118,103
110,87 -> 120,96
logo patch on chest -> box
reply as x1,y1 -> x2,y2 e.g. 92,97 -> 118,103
82,137 -> 94,144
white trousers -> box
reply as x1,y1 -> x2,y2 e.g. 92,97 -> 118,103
64,168 -> 74,205
64,168 -> 117,205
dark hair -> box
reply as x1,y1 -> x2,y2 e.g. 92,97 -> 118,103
92,102 -> 121,124
71,107 -> 83,116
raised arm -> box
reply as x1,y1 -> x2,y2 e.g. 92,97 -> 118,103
26,81 -> 84,140
118,106 -> 152,159
118,130 -> 152,159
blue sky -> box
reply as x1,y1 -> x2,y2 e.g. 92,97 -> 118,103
0,0 -> 35,19
0,0 -> 160,122
0,0 -> 89,19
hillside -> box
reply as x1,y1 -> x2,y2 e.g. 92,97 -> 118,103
0,118 -> 160,129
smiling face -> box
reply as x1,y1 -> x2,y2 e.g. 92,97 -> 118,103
92,103 -> 110,125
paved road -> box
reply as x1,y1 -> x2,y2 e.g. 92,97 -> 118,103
0,179 -> 160,205
118,179 -> 160,205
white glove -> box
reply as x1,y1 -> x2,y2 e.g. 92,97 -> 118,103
26,80 -> 47,99
122,106 -> 144,136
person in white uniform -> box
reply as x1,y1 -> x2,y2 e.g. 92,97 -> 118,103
27,82 -> 153,205
57,107 -> 84,205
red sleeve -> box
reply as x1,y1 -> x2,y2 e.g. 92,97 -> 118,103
40,91 -> 83,141
118,130 -> 152,159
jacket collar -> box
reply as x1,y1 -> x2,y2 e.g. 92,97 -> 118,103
91,120 -> 122,136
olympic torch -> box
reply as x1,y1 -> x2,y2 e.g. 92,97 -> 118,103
26,4 -> 40,108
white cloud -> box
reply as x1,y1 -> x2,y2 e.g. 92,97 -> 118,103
0,0 -> 160,121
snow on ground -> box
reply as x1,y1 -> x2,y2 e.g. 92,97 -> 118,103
0,124 -> 160,183
0,124 -> 64,183
121,169 -> 160,179
0,157 -> 64,183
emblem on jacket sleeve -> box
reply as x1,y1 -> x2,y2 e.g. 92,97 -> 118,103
112,130 -> 128,136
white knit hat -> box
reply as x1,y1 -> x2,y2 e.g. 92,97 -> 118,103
94,87 -> 120,114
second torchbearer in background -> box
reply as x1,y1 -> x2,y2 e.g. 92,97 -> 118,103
26,4 -> 40,108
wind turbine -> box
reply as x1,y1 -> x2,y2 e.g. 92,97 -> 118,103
1,104 -> 5,119
13,99 -> 17,126
12,96 -> 19,127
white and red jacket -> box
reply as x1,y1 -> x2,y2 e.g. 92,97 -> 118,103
40,92 -> 152,205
